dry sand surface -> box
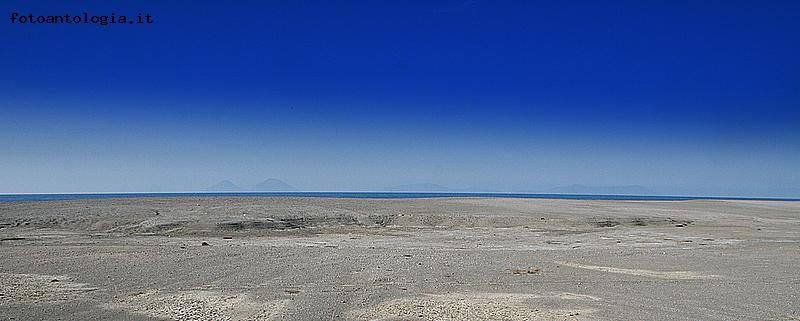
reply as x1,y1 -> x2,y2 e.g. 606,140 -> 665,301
1,197 -> 799,320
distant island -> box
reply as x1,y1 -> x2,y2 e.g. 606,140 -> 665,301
205,180 -> 240,192
251,178 -> 296,191
206,178 -> 296,192
381,183 -> 450,192
545,184 -> 654,195
204,181 -> 656,195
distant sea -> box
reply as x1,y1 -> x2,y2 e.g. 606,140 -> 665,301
0,192 -> 797,202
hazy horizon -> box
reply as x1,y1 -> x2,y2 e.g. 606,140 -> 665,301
3,180 -> 799,199
2,1 -> 798,198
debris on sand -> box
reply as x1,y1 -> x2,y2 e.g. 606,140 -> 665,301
349,293 -> 588,321
222,236 -> 233,240
511,268 -> 541,275
109,290 -> 288,320
0,273 -> 97,304
201,241 -> 210,246
284,288 -> 301,294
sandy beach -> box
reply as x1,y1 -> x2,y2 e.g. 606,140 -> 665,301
1,197 -> 798,320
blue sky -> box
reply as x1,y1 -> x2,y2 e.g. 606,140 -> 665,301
1,1 -> 798,196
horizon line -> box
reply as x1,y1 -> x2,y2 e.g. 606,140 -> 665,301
0,190 -> 798,201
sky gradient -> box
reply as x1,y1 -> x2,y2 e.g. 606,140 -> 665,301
1,1 -> 799,196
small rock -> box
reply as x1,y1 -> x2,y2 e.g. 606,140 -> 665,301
201,241 -> 210,246
511,268 -> 541,275
222,236 -> 233,240
50,279 -> 59,283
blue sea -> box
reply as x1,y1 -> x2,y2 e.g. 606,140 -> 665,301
0,192 -> 797,202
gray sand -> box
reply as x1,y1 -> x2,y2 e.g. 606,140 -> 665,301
1,197 -> 799,320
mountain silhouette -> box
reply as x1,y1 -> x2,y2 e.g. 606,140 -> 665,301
545,184 -> 653,195
206,180 -> 241,191
382,183 -> 450,192
251,178 -> 296,191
